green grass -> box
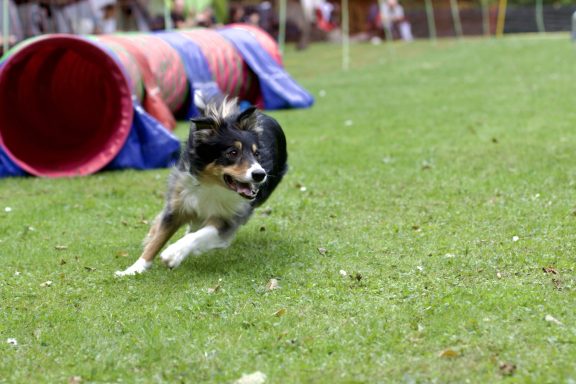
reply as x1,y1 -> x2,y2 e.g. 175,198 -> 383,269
2,34 -> 576,383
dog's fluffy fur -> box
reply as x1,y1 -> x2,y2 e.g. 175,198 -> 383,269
115,97 -> 287,276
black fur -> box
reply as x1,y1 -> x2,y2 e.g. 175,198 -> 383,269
183,101 -> 287,207
251,113 -> 288,206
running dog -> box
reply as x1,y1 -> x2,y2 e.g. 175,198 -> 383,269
115,97 -> 287,276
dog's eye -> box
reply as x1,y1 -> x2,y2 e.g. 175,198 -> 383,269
254,150 -> 260,158
226,149 -> 239,160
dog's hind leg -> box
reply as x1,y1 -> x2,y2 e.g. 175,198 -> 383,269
115,212 -> 182,277
160,219 -> 236,269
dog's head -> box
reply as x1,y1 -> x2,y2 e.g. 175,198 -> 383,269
187,102 -> 267,200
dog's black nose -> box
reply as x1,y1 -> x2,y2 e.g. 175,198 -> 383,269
251,170 -> 267,182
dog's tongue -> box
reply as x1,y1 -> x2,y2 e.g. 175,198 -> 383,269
236,182 -> 256,198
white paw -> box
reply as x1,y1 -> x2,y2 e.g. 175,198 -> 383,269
115,258 -> 152,277
160,240 -> 190,269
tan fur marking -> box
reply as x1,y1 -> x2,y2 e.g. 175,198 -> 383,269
223,161 -> 251,179
138,175 -> 200,262
198,161 -> 252,187
234,141 -> 242,151
252,144 -> 258,153
198,162 -> 226,186
139,214 -> 181,262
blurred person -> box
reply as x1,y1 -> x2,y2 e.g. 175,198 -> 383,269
115,0 -> 153,32
317,0 -> 334,24
258,1 -> 274,33
367,1 -> 380,37
380,0 -> 412,41
171,0 -> 196,29
229,3 -> 245,24
63,0 -> 99,34
314,0 -> 335,32
243,5 -> 260,27
141,0 -> 167,30
196,6 -> 218,27
100,1 -> 117,34
0,0 -> 21,52
285,0 -> 311,50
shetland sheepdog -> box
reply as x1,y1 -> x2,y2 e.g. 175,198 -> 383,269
115,97 -> 287,276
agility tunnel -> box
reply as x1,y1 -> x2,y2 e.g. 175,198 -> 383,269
0,24 -> 313,178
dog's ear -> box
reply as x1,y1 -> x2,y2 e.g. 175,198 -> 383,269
236,106 -> 259,132
189,116 -> 218,146
237,106 -> 257,122
191,116 -> 217,132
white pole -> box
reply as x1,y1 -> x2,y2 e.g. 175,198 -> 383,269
278,0 -> 287,55
164,0 -> 173,30
2,0 -> 9,54
341,0 -> 349,71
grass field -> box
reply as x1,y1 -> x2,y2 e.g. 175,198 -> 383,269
2,34 -> 576,383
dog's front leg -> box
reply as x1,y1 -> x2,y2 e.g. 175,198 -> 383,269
115,212 -> 182,276
160,220 -> 235,269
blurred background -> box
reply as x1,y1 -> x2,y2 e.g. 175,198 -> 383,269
1,0 -> 575,55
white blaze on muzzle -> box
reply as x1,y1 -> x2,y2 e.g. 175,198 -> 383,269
246,163 -> 267,184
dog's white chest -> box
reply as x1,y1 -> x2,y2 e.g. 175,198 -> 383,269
180,182 -> 249,220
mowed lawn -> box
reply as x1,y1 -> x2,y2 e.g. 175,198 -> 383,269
2,34 -> 576,383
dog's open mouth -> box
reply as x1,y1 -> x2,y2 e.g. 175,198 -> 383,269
224,175 -> 258,199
